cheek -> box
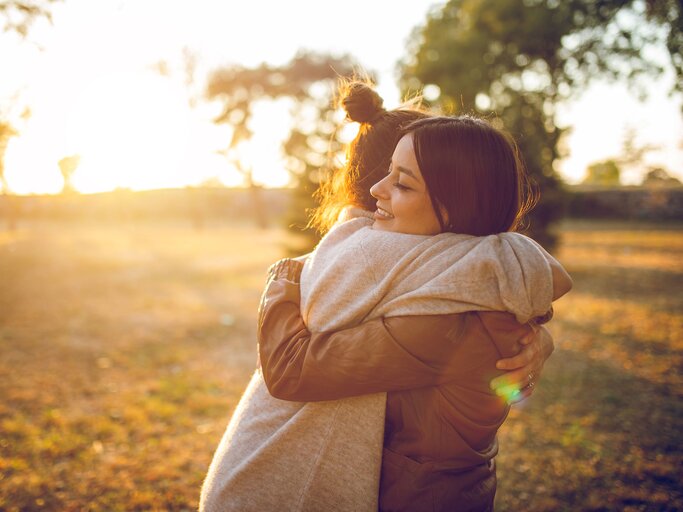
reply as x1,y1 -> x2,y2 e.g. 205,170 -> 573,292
394,197 -> 439,234
417,198 -> 441,234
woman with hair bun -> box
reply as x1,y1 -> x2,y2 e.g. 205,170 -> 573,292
201,81 -> 570,512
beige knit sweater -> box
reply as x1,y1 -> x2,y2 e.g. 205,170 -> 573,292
200,210 -> 554,512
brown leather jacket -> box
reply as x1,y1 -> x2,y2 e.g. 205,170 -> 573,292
257,259 -> 532,512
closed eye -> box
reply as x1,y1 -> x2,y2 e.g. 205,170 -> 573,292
393,182 -> 410,191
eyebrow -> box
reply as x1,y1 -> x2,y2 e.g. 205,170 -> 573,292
397,165 -> 418,180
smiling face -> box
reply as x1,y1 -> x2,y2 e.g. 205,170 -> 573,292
369,133 -> 442,236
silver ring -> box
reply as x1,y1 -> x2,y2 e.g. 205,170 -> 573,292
528,372 -> 534,383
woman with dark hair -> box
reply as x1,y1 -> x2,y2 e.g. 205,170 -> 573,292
201,82 -> 569,512
312,81 -> 560,400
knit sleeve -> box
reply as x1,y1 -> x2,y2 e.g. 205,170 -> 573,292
482,232 -> 555,323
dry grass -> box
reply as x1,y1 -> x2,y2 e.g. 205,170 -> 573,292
495,220 -> 683,511
0,220 -> 289,511
0,218 -> 681,511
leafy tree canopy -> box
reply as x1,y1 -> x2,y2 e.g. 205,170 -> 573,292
401,0 -> 681,246
641,166 -> 682,186
207,52 -> 360,246
1,0 -> 60,193
0,0 -> 59,37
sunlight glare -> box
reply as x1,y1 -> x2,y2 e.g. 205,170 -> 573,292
66,72 -> 191,193
243,98 -> 294,188
5,137 -> 64,194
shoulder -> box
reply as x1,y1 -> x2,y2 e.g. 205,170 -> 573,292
495,231 -> 546,254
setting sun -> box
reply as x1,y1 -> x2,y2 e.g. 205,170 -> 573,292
67,72 -> 191,193
4,70 -> 297,193
1,0 -> 681,196
5,71 -> 201,194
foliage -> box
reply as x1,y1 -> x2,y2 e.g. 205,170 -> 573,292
0,0 -> 59,37
207,52 -> 359,247
642,166 -> 682,186
582,159 -> 621,186
401,0 -> 682,248
0,0 -> 60,195
615,125 -> 660,179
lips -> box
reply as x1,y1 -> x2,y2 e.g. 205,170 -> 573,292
375,205 -> 394,220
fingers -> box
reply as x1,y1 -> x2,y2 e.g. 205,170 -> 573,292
518,331 -> 534,346
490,365 -> 533,393
491,382 -> 535,404
491,327 -> 546,403
538,325 -> 555,358
491,370 -> 539,404
495,345 -> 536,371
496,329 -> 541,370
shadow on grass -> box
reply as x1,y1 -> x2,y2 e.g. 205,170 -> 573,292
567,266 -> 683,312
495,348 -> 683,511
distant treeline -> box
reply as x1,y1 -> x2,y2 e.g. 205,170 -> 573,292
0,188 -> 291,226
565,186 -> 683,222
1,186 -> 682,227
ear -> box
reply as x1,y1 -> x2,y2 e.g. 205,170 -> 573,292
438,203 -> 450,230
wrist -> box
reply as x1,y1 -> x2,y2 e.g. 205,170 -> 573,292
540,327 -> 554,358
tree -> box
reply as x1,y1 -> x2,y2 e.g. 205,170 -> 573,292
641,167 -> 682,186
57,154 -> 80,194
0,121 -> 17,193
582,159 -> 621,186
0,121 -> 20,229
616,125 -> 659,180
1,0 -> 59,195
207,52 -> 358,246
401,0 -> 682,247
0,0 -> 59,37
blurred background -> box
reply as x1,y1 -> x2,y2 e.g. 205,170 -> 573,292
0,0 -> 681,510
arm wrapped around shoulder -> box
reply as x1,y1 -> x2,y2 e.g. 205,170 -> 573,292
257,272 -> 500,401
479,232 -> 555,323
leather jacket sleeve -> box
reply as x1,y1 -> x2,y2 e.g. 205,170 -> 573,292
257,259 -> 531,402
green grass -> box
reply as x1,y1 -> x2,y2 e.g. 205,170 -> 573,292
0,218 -> 681,511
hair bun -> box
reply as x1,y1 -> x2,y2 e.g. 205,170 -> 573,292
341,81 -> 386,124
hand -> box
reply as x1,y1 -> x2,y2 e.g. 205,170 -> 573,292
291,252 -> 310,264
489,325 -> 554,404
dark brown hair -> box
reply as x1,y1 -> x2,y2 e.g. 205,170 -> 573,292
404,115 -> 536,236
310,80 -> 429,233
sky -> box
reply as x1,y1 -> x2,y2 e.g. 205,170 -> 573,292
1,0 -> 682,194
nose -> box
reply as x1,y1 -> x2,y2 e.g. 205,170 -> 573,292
370,174 -> 390,199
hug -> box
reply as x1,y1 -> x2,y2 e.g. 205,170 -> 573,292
200,81 -> 572,512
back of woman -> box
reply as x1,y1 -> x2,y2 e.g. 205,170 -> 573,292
380,311 -> 530,512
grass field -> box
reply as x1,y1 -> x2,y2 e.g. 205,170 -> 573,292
1,218 -> 681,511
